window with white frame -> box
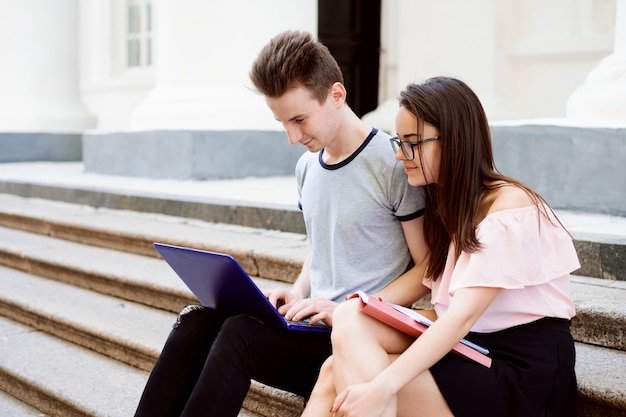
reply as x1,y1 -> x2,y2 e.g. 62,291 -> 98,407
127,0 -> 153,68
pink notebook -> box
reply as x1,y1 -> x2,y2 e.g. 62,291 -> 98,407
347,291 -> 492,368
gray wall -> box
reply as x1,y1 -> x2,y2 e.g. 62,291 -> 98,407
2,125 -> 624,217
491,124 -> 626,216
82,130 -> 305,180
0,133 -> 82,162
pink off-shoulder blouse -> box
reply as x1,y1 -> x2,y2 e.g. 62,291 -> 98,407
424,205 -> 580,333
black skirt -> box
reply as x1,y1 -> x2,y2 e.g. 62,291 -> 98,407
430,317 -> 577,417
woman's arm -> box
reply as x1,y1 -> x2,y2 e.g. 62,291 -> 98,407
373,216 -> 431,306
377,286 -> 499,393
332,286 -> 500,417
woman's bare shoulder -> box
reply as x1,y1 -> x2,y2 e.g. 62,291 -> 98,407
484,183 -> 534,216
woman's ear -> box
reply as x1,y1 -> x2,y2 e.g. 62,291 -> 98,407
329,82 -> 347,107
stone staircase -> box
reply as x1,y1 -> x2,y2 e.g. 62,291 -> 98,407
0,191 -> 624,417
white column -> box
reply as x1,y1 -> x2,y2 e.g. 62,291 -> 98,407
0,0 -> 96,132
364,0 -> 503,132
566,0 -> 626,124
130,0 -> 317,131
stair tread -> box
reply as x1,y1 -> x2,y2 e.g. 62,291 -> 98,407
1,226 -> 624,334
0,192 -> 625,415
0,264 -> 291,362
0,316 -> 148,417
0,193 -> 307,262
0,225 -> 290,296
0,316 -> 289,417
0,226 -> 624,353
0,265 -> 176,355
1,312 -> 624,416
0,390 -> 49,417
575,343 -> 626,407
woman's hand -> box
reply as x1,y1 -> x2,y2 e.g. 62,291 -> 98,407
331,380 -> 394,417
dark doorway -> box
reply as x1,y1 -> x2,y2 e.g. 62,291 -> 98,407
318,0 -> 382,118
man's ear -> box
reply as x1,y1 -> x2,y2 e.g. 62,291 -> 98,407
329,82 -> 347,107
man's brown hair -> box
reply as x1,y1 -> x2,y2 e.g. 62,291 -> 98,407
250,30 -> 344,103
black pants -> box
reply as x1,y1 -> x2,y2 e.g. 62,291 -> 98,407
134,306 -> 332,417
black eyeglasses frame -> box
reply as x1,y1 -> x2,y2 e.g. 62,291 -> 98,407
389,136 -> 440,161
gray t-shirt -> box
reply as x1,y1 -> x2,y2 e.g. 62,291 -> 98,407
296,128 -> 425,302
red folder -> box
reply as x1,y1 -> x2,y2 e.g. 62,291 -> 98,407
347,291 -> 492,368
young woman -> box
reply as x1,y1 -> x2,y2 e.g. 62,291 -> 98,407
302,76 -> 579,417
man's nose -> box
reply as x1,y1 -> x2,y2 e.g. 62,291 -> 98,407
285,125 -> 302,145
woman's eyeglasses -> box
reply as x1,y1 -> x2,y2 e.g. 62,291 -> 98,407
389,136 -> 439,161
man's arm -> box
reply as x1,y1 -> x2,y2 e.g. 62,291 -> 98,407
290,252 -> 312,300
281,251 -> 340,326
283,216 -> 430,326
265,252 -> 312,312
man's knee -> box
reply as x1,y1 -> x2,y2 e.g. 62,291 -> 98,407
166,305 -> 224,346
172,304 -> 205,328
218,314 -> 265,344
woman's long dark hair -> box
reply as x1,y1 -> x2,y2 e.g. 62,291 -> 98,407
399,77 -> 552,280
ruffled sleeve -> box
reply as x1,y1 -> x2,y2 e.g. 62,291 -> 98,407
447,205 -> 580,293
424,205 -> 579,332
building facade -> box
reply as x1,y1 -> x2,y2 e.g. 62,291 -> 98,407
0,0 -> 625,215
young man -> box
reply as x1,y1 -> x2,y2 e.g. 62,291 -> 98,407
134,30 -> 427,417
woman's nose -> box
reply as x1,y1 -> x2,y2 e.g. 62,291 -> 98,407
394,146 -> 405,161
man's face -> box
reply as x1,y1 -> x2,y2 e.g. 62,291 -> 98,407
266,86 -> 339,152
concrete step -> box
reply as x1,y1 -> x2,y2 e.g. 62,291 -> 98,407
0,224 -> 196,313
0,224 -> 293,313
1,191 -> 626,283
0,269 -> 623,417
0,263 -> 293,374
0,265 -> 175,372
0,191 -> 624,415
576,343 -> 626,416
0,193 -> 307,284
0,236 -> 300,416
0,270 -> 301,417
0,390 -> 49,417
0,316 -> 148,417
1,262 -> 624,416
0,222 -> 624,352
570,275 -> 626,351
0,228 -> 624,415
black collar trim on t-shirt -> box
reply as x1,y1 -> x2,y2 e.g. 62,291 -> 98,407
318,128 -> 378,170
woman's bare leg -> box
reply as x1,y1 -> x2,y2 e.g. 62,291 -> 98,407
331,299 -> 453,417
301,356 -> 335,417
395,365 -> 453,417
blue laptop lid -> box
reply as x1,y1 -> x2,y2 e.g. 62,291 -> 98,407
153,242 -> 329,332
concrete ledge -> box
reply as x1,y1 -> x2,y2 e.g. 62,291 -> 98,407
491,124 -> 626,217
574,233 -> 626,281
3,188 -> 626,281
0,132 -> 82,162
82,130 -> 305,180
575,343 -> 626,417
570,276 -> 626,350
0,181 -> 307,234
0,206 -> 625,416
244,382 -> 304,417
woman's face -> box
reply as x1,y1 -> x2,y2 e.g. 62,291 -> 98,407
394,106 -> 441,186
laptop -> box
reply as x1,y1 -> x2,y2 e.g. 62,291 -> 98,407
154,242 -> 330,332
